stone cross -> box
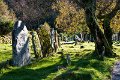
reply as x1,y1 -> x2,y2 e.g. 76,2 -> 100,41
12,20 -> 30,66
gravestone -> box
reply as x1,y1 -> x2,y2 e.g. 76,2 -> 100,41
50,28 -> 55,50
12,20 -> 30,66
54,30 -> 59,52
36,23 -> 52,57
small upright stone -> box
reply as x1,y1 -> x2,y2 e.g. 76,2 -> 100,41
12,20 -> 30,66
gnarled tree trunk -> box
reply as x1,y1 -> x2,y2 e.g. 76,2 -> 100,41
103,18 -> 113,48
83,0 -> 113,57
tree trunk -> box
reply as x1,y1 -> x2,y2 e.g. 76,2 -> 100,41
103,19 -> 113,44
102,18 -> 113,55
84,0 -> 113,57
99,0 -> 120,48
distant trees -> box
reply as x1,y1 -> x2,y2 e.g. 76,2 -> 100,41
53,0 -> 89,35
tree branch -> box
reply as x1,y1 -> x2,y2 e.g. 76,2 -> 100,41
97,0 -> 120,19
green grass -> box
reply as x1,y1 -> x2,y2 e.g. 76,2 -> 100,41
0,42 -> 120,80
0,44 -> 12,62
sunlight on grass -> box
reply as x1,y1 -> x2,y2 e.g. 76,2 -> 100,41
0,42 -> 120,80
0,44 -> 12,62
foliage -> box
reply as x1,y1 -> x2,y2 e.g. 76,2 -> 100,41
0,0 -> 15,35
3,0 -> 120,33
5,0 -> 89,34
96,0 -> 120,32
0,21 -> 14,35
5,0 -> 57,29
53,0 -> 88,34
111,12 -> 120,33
0,33 -> 12,44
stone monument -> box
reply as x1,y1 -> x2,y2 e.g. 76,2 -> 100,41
12,20 -> 30,66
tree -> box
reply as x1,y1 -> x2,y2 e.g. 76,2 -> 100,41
71,0 -> 114,57
97,0 -> 120,48
4,0 -> 57,29
111,12 -> 120,33
53,0 -> 88,34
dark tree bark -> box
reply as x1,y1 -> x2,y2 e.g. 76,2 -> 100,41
98,0 -> 120,48
82,0 -> 113,57
102,18 -> 113,48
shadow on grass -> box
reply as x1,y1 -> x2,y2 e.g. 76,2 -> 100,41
0,50 -> 12,70
52,52 -> 94,80
0,63 -> 59,80
0,54 -> 68,80
72,51 -> 110,73
54,51 -> 113,80
0,50 -> 114,80
54,70 -> 92,80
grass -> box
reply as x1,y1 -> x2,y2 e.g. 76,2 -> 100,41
0,42 -> 120,80
0,44 -> 12,62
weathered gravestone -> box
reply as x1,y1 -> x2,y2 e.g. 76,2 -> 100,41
50,28 -> 55,51
30,31 -> 41,58
12,20 -> 30,66
50,28 -> 59,52
36,23 -> 52,57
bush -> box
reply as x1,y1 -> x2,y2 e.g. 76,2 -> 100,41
0,21 -> 14,35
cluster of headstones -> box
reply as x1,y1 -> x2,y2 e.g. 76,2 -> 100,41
12,20 -> 59,66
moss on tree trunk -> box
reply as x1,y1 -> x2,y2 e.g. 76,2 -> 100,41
83,0 -> 113,57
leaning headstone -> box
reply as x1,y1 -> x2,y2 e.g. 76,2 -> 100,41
12,20 -> 30,66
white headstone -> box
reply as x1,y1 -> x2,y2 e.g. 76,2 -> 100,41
12,20 -> 30,66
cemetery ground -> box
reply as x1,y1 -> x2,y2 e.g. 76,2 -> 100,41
0,42 -> 120,80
